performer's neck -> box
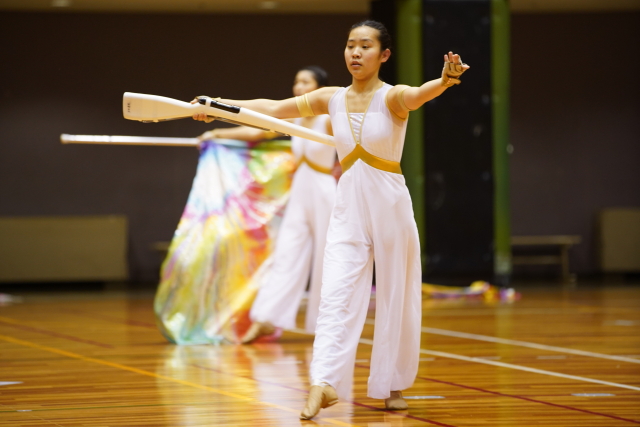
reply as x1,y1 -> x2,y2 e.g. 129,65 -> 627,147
350,74 -> 383,95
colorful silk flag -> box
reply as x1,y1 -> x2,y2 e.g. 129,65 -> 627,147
154,139 -> 295,344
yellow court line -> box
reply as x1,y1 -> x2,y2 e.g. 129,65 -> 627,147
0,334 -> 360,427
0,315 -> 25,325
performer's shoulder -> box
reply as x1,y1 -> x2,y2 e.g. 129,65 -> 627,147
308,87 -> 342,113
384,83 -> 409,92
312,86 -> 342,98
383,84 -> 409,101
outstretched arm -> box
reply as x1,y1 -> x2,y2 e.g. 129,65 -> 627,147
199,126 -> 273,142
387,52 -> 470,119
198,121 -> 296,142
192,87 -> 339,123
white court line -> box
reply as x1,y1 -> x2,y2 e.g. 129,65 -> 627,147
358,338 -> 640,392
290,328 -> 640,392
363,319 -> 640,364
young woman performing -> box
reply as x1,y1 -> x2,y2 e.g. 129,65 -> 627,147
197,66 -> 338,343
193,20 -> 469,419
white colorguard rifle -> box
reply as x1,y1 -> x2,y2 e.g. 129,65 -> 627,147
61,93 -> 335,148
121,92 -> 335,146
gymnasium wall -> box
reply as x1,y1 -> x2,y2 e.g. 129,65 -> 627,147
0,11 -> 638,282
509,12 -> 640,275
0,12 -> 364,282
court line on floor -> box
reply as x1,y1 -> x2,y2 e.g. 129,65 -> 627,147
0,316 -> 113,349
292,329 -> 640,423
351,363 -> 640,424
415,323 -> 640,364
0,409 -> 64,427
417,375 -> 640,425
191,363 -> 457,427
299,324 -> 640,392
71,303 -> 634,362
65,309 -> 157,329
0,334 -> 359,427
58,312 -> 455,425
359,337 -> 640,392
0,402 -> 215,414
365,318 -> 640,364
51,312 -> 639,410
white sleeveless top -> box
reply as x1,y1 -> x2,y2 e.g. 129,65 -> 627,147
328,83 -> 408,163
291,115 -> 336,170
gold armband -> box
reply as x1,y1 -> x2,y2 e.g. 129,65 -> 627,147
295,93 -> 315,117
398,87 -> 416,111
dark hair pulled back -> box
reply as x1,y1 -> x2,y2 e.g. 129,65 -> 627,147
350,20 -> 392,52
298,65 -> 329,87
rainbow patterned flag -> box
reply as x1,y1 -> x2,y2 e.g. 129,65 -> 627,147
154,139 -> 295,344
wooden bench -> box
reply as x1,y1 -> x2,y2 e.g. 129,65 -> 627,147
511,235 -> 582,283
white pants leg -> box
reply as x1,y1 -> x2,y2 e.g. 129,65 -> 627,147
367,171 -> 422,398
250,165 -> 336,331
304,179 -> 334,333
310,162 -> 421,400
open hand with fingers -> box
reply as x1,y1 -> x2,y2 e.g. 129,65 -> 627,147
442,51 -> 470,87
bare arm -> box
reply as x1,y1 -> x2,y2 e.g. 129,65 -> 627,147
387,52 -> 470,119
192,87 -> 339,123
199,118 -> 298,141
199,126 -> 273,142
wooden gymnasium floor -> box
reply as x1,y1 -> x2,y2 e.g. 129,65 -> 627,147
0,284 -> 639,426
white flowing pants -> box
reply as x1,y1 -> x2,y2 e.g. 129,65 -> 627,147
250,164 -> 336,333
310,161 -> 422,400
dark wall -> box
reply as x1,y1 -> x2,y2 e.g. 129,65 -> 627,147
510,12 -> 640,274
1,11 -> 638,281
0,12 -> 363,282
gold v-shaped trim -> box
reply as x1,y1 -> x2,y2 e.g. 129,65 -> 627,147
345,83 -> 384,145
340,144 -> 402,175
298,155 -> 333,175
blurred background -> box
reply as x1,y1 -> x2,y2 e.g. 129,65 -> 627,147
0,0 -> 638,288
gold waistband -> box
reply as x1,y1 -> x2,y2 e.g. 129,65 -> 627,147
340,144 -> 402,175
298,155 -> 333,175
